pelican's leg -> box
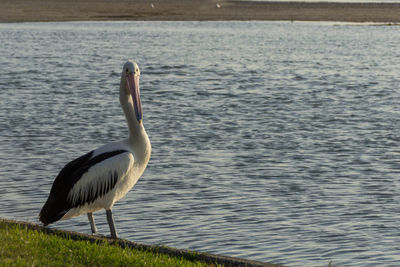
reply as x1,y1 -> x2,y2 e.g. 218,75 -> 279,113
106,209 -> 118,239
87,212 -> 98,234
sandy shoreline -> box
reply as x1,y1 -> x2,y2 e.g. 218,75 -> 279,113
1,0 -> 400,23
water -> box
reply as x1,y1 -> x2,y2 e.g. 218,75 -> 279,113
1,21 -> 400,266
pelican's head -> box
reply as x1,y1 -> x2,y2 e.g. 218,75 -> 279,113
122,60 -> 142,124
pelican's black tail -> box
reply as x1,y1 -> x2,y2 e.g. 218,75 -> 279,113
39,195 -> 69,226
39,151 -> 94,226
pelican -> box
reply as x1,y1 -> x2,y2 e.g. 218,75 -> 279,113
39,60 -> 151,239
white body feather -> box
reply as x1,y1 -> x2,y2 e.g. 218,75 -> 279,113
62,135 -> 150,219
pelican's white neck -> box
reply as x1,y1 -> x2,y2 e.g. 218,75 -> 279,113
119,83 -> 144,139
119,61 -> 151,163
119,83 -> 151,166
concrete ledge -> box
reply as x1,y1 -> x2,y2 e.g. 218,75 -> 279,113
1,218 -> 284,267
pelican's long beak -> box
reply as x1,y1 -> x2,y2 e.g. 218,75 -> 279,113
126,73 -> 142,124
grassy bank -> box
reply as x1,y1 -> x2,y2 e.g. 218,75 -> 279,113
0,219 -> 278,266
0,221 -> 214,266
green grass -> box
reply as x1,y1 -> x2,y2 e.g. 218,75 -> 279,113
0,222 -> 217,266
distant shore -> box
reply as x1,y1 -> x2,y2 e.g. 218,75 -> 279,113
1,0 -> 400,23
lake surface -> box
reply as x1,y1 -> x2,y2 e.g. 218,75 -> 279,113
1,21 -> 399,266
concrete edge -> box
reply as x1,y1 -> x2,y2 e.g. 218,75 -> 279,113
0,218 -> 285,267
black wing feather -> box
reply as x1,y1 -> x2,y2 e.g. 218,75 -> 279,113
39,150 -> 128,226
